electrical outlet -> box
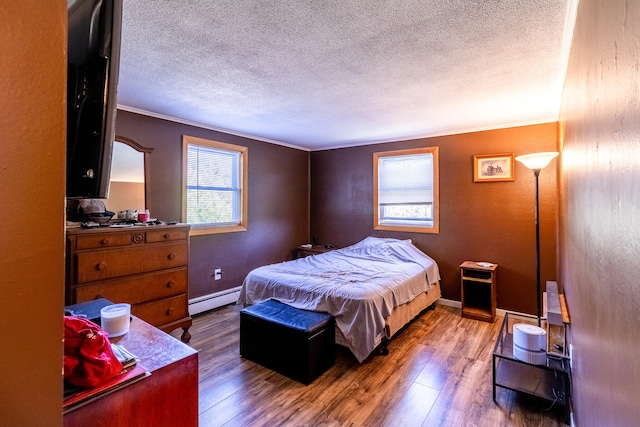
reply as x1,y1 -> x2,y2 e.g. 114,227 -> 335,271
214,268 -> 222,280
569,343 -> 574,369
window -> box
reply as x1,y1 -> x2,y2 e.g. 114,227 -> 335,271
182,135 -> 247,235
374,146 -> 439,234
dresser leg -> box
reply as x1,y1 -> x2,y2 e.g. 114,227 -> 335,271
181,327 -> 191,343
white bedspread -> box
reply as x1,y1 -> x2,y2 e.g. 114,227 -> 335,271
238,237 -> 441,362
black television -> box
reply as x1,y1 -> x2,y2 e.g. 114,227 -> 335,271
67,0 -> 122,198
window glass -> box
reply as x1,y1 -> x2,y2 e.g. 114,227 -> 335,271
182,135 -> 247,235
374,147 -> 439,233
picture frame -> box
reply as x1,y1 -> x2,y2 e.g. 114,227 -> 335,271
473,153 -> 515,182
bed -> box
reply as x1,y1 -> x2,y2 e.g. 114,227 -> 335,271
237,236 -> 441,362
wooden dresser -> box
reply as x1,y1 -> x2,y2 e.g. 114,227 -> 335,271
66,224 -> 192,342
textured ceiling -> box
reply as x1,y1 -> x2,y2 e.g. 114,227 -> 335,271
117,0 -> 577,150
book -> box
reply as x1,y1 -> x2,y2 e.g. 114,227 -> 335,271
111,343 -> 138,369
64,298 -> 114,325
63,363 -> 150,414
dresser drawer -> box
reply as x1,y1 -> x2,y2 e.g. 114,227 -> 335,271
132,294 -> 188,326
74,268 -> 188,304
75,242 -> 188,284
75,232 -> 133,250
146,228 -> 188,243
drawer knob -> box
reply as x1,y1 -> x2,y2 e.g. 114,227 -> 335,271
133,233 -> 144,243
96,262 -> 107,271
167,280 -> 175,288
164,233 -> 171,239
100,238 -> 110,245
166,307 -> 175,316
168,253 -> 176,260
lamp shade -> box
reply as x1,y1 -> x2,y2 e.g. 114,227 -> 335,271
515,152 -> 559,170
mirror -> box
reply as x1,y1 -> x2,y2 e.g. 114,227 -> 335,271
104,135 -> 153,215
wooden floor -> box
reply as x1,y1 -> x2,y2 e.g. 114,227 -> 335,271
172,304 -> 568,427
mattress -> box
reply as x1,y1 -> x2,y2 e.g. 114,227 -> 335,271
334,281 -> 441,349
238,236 -> 441,362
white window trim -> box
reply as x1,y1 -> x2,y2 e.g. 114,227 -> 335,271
182,135 -> 248,236
373,146 -> 439,234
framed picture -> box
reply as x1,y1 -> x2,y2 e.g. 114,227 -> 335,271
473,153 -> 515,182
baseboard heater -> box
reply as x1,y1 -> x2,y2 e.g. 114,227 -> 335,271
189,287 -> 241,316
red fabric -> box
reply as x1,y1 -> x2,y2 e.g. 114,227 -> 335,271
63,316 -> 123,388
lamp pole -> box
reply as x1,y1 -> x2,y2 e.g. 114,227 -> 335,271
533,169 -> 541,327
515,151 -> 558,327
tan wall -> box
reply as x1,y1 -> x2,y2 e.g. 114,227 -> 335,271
559,0 -> 640,424
0,1 -> 66,426
104,181 -> 146,214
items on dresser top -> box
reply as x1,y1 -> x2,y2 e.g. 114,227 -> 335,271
77,199 -> 115,225
65,224 -> 192,342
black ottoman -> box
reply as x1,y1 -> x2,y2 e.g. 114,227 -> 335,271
240,299 -> 335,384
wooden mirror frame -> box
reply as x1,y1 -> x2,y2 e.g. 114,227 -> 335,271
114,135 -> 154,212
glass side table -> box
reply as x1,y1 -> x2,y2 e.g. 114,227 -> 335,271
493,313 -> 571,422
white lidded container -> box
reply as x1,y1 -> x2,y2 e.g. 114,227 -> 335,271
100,303 -> 131,337
513,323 -> 547,365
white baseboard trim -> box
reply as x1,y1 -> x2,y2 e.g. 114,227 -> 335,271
189,287 -> 242,316
435,298 -> 538,320
189,292 -> 540,320
436,297 -> 461,308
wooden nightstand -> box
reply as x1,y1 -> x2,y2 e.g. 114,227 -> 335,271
295,245 -> 335,258
460,261 -> 497,322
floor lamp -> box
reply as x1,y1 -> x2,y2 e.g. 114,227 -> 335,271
515,152 -> 559,327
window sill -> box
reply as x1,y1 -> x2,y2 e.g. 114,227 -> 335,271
189,224 -> 247,236
374,224 -> 439,234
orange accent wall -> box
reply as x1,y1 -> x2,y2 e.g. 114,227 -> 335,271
1,1 -> 66,425
559,0 -> 640,424
311,123 -> 559,314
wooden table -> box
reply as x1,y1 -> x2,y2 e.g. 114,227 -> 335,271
295,244 -> 335,258
493,312 -> 571,423
64,314 -> 198,427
